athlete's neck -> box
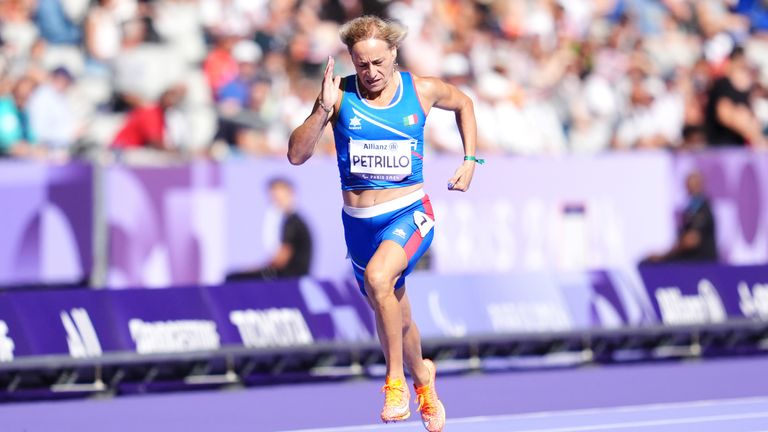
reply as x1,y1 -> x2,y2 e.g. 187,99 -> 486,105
359,71 -> 400,104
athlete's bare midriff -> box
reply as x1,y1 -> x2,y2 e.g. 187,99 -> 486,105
342,183 -> 423,208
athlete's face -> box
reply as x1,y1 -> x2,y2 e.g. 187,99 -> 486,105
350,38 -> 397,95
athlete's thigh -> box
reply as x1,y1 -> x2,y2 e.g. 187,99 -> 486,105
381,195 -> 434,284
365,239 -> 409,290
341,210 -> 376,266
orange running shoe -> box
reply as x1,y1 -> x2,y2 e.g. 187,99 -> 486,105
380,376 -> 411,423
414,359 -> 446,432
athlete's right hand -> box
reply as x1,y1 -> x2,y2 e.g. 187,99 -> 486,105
319,56 -> 341,114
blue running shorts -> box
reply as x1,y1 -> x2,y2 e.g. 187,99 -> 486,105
342,189 -> 435,294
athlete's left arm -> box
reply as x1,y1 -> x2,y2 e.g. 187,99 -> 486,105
415,76 -> 479,192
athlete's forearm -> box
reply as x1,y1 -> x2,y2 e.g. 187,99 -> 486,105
288,105 -> 331,165
455,97 -> 478,157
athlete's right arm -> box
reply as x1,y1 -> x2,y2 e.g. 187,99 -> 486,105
288,56 -> 342,165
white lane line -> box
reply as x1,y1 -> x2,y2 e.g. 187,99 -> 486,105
511,411 -> 768,432
449,395 -> 768,423
282,396 -> 768,432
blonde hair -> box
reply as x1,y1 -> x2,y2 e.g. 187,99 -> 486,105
339,15 -> 408,49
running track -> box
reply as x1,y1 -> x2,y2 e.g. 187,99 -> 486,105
1,356 -> 767,431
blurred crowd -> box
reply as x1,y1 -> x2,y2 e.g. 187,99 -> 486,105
1,0 -> 768,163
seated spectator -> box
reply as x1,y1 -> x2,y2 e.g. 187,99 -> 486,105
705,46 -> 767,148
215,76 -> 281,155
678,63 -> 710,150
202,31 -> 239,98
695,0 -> 750,40
226,177 -> 313,281
34,0 -> 83,45
217,39 -> 263,106
112,84 -> 186,151
0,0 -> 767,159
0,76 -> 38,157
84,0 -> 124,66
642,171 -> 718,264
112,17 -> 185,110
734,0 -> 768,33
7,38 -> 49,84
613,76 -> 680,150
26,66 -> 80,156
0,0 -> 40,65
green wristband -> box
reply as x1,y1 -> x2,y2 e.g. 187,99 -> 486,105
464,155 -> 485,165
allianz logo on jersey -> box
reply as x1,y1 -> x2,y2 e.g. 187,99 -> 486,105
0,320 -> 15,362
349,115 -> 362,130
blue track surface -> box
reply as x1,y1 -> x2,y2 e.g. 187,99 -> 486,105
290,397 -> 768,431
1,356 -> 768,431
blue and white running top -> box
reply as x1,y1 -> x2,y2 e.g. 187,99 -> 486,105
332,71 -> 426,191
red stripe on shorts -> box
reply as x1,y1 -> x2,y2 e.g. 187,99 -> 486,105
421,195 -> 434,218
403,230 -> 423,259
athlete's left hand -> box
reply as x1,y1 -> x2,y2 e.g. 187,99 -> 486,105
447,160 -> 476,192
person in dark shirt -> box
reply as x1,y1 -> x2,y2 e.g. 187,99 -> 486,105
643,171 -> 718,263
226,177 -> 313,281
704,46 -> 767,148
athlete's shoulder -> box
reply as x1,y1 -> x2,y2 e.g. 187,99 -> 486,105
411,74 -> 448,104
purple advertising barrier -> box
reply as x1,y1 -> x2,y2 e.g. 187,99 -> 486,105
639,263 -> 768,325
674,150 -> 768,265
224,153 -> 678,282
102,286 -> 224,354
4,150 -> 764,290
222,158 -> 350,282
4,263 -> 766,361
420,152 -> 677,274
106,163 -> 225,288
0,161 -> 92,286
102,278 -> 375,354
105,153 -> 679,287
0,292 -> 30,361
0,278 -> 375,359
5,289 -> 124,357
204,278 -> 375,348
106,159 -> 354,288
404,270 -> 659,338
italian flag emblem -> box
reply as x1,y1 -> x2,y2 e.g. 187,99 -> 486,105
403,114 -> 418,126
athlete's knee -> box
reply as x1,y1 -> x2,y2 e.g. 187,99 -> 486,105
364,268 -> 395,303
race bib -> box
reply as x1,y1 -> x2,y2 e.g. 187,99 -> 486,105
349,139 -> 415,181
413,210 -> 434,238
